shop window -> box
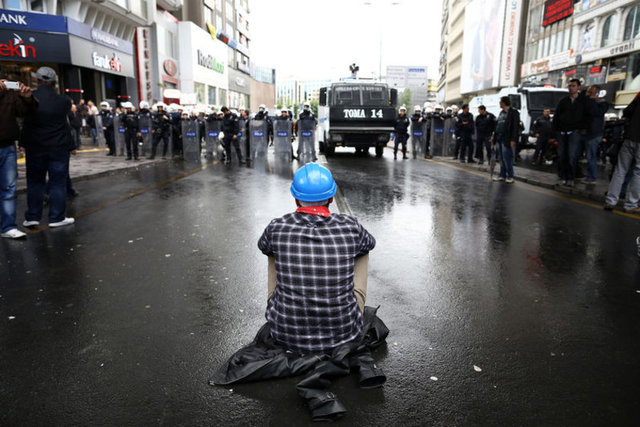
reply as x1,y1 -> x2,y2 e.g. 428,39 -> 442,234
624,5 -> 640,41
29,0 -> 43,12
624,52 -> 640,92
208,86 -> 217,105
219,88 -> 227,106
194,83 -> 206,104
4,0 -> 24,10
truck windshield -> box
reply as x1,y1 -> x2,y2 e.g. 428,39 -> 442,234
331,85 -> 389,106
527,91 -> 567,112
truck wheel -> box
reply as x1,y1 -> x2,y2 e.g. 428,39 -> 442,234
319,140 -> 325,154
375,145 -> 384,158
325,145 -> 335,157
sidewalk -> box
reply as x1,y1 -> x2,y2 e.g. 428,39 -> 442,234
432,154 -> 613,205
16,146 -> 169,194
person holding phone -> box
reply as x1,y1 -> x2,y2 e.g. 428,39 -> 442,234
0,77 -> 38,239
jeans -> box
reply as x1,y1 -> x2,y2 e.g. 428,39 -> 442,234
496,135 -> 514,179
70,128 -> 81,149
0,145 -> 18,233
25,149 -> 70,223
393,134 -> 408,157
585,135 -> 601,181
605,139 -> 640,210
557,132 -> 583,181
91,127 -> 97,146
459,134 -> 473,161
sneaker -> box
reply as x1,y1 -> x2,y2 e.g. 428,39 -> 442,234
492,176 -> 505,182
49,217 -> 75,228
1,228 -> 26,239
23,220 -> 39,227
505,178 -> 514,184
603,204 -> 614,211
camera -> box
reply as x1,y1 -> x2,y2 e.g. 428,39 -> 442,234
3,81 -> 20,90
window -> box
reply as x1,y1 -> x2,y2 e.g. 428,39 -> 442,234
563,28 -> 571,51
555,29 -> 563,53
194,83 -> 206,104
543,36 -> 550,57
29,0 -> 43,12
529,6 -> 543,38
165,30 -> 175,58
624,52 -> 640,92
225,0 -> 234,20
219,88 -> 227,106
538,39 -> 544,59
5,0 -> 23,10
204,5 -> 214,25
112,0 -> 128,9
601,15 -> 614,47
624,5 -> 640,41
550,33 -> 557,55
208,86 -> 217,104
216,14 -> 223,32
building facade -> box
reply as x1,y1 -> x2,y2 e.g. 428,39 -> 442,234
438,0 -> 469,105
276,78 -> 332,109
521,0 -> 640,107
249,63 -> 275,113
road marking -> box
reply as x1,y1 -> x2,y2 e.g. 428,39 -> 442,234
24,161 -> 219,234
17,148 -> 108,165
423,157 -> 640,220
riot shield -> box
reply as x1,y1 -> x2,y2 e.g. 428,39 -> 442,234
250,119 -> 268,161
113,114 -> 126,156
430,116 -> 446,156
410,120 -> 426,159
273,119 -> 292,160
238,118 -> 249,162
182,120 -> 200,161
204,120 -> 221,158
138,113 -> 153,156
444,117 -> 457,157
94,114 -> 106,147
297,119 -> 316,164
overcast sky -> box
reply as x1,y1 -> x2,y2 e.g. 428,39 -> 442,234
250,0 -> 442,81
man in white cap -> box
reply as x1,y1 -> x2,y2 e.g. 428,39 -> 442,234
20,67 -> 76,229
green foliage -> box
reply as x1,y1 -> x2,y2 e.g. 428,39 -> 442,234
400,88 -> 412,109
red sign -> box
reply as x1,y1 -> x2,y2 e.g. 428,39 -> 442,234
163,59 -> 177,77
543,0 -> 573,27
589,66 -> 602,74
0,34 -> 36,58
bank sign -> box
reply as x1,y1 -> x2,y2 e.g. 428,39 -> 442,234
0,28 -> 70,63
0,8 -> 67,33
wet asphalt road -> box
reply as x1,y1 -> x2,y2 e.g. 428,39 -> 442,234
1,148 -> 640,426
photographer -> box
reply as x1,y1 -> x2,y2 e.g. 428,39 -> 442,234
0,77 -> 38,239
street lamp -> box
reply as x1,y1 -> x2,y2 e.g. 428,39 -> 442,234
363,1 -> 401,81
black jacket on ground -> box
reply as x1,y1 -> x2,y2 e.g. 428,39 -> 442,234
20,85 -> 74,152
475,112 -> 496,137
622,92 -> 640,142
211,306 -> 389,422
552,93 -> 589,134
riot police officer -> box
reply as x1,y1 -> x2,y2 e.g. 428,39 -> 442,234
170,105 -> 183,158
423,104 -> 433,158
121,102 -> 139,160
149,102 -> 171,159
137,101 -> 153,156
393,106 -> 410,160
275,108 -> 296,161
221,106 -> 243,165
99,101 -> 115,156
297,102 -> 317,160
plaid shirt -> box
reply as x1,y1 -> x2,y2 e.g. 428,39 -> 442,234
258,212 -> 376,354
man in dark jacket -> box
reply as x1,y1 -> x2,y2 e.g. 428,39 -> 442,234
221,106 -> 243,165
20,67 -> 75,228
456,104 -> 475,163
475,105 -> 496,165
551,78 -> 588,186
492,96 -> 520,183
99,101 -> 115,156
531,108 -> 552,164
68,104 -> 83,149
604,91 -> 640,213
121,102 -> 139,160
149,103 -> 171,159
393,106 -> 410,160
0,77 -> 38,238
585,85 -> 608,182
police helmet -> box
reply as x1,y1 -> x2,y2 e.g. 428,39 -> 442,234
155,102 -> 167,110
290,163 -> 337,202
259,104 -> 266,112
399,105 -> 407,112
413,105 -> 422,112
434,104 -> 443,111
425,107 -> 433,114
451,104 -> 458,110
303,102 -> 311,109
100,101 -> 110,109
122,102 -> 133,109
139,101 -> 150,110
445,107 -> 453,112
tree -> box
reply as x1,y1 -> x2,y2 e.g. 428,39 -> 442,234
309,99 -> 319,116
400,88 -> 412,108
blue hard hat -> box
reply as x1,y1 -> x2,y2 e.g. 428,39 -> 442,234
290,163 -> 337,202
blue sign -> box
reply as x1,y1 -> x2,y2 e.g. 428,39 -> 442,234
412,131 -> 424,137
207,131 -> 219,138
449,127 -> 455,134
66,17 -> 133,55
277,131 -> 289,137
301,131 -> 313,137
0,28 -> 70,63
185,131 -> 197,138
117,127 -> 125,134
237,131 -> 243,137
140,127 -> 150,135
0,9 -> 67,33
434,128 -> 444,134
253,131 -> 265,137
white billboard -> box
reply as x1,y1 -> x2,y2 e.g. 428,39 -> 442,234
461,0 -> 506,94
499,0 -> 524,87
386,65 -> 427,89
